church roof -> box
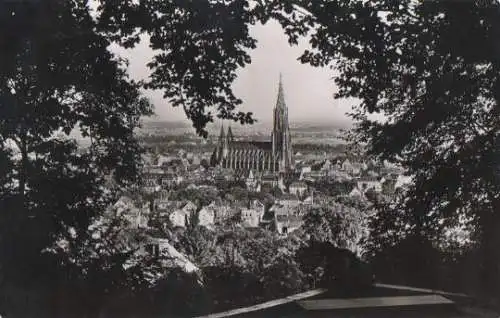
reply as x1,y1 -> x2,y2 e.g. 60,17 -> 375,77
229,141 -> 273,151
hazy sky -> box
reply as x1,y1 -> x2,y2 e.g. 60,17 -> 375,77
110,20 -> 359,127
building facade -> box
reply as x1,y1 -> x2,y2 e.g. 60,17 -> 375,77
210,75 -> 292,173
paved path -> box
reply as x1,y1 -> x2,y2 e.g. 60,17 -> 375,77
195,285 -> 500,318
194,289 -> 327,318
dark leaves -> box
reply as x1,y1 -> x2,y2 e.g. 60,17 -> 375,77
97,0 -> 258,136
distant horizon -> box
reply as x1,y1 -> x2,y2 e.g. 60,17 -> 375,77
142,115 -> 354,126
141,117 -> 354,129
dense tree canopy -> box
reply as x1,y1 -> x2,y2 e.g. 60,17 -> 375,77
0,1 -> 151,316
302,203 -> 367,254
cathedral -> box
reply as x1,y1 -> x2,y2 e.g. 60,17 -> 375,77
210,75 -> 293,173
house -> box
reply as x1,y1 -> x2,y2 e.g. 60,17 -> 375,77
275,214 -> 304,235
161,172 -> 177,188
327,169 -> 351,181
214,169 -> 236,182
339,159 -> 360,175
130,205 -> 149,229
309,170 -> 327,179
157,154 -> 175,167
341,158 -> 353,172
153,190 -> 168,208
299,166 -> 312,180
142,172 -> 162,193
289,181 -> 308,197
114,197 -> 150,229
349,187 -> 367,200
351,162 -> 363,176
208,202 -> 236,224
197,206 -> 215,227
302,194 -> 314,205
241,208 -> 264,228
356,177 -> 383,193
141,153 -> 154,166
245,170 -> 259,192
115,196 -> 151,227
395,174 -> 412,188
182,201 -> 198,214
139,237 -> 200,274
155,198 -> 170,211
157,190 -> 170,201
270,199 -> 302,220
169,209 -> 189,228
250,200 -> 265,216
270,204 -> 288,217
113,195 -> 135,214
261,173 -> 279,188
320,159 -> 332,171
276,194 -> 301,208
156,200 -> 183,216
191,155 -> 201,166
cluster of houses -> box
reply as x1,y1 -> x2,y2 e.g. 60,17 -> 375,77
296,157 -> 411,200
114,189 -> 315,237
116,150 -> 413,240
96,148 -> 416,271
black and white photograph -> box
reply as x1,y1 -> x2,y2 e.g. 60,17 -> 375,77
1,0 -> 500,317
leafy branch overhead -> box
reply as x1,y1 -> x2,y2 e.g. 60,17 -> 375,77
96,0 -> 260,137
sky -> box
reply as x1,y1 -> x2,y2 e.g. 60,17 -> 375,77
110,20 -> 360,127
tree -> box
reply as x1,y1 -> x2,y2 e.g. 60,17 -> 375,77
45,206 -> 155,317
0,1 -> 151,316
319,1 -> 500,295
302,204 -> 367,253
95,0 -> 260,137
174,225 -> 221,267
245,0 -> 500,295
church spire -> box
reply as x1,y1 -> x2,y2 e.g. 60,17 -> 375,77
227,125 -> 234,142
218,123 -> 225,142
272,73 -> 292,172
276,72 -> 286,110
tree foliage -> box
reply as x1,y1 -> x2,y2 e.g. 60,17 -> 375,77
250,0 -> 500,295
309,1 -> 500,294
96,0 -> 261,137
0,1 -> 151,316
302,204 -> 367,253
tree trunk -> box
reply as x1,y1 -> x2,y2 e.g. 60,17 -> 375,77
16,132 -> 29,207
479,200 -> 500,299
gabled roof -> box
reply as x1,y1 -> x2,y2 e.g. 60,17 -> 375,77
262,174 -> 279,181
114,195 -> 134,207
182,201 -> 197,211
247,170 -> 255,179
357,176 -> 380,182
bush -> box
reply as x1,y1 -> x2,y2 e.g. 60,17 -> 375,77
296,241 -> 374,295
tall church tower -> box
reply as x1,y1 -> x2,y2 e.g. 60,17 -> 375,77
271,74 -> 292,172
